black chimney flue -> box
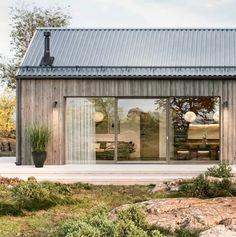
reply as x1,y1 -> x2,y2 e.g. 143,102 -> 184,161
40,31 -> 54,66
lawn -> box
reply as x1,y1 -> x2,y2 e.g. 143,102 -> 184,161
0,164 -> 233,236
0,182 -> 176,237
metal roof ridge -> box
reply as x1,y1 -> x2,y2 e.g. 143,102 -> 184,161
19,66 -> 236,69
36,27 -> 236,31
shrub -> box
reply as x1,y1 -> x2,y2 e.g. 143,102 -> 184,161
179,174 -> 236,198
41,181 -> 72,195
85,207 -> 115,237
117,206 -> 146,228
210,178 -> 236,197
0,202 -> 22,216
12,181 -> 55,211
179,174 -> 210,198
55,206 -> 167,237
12,181 -> 72,211
149,230 -> 166,237
56,219 -> 101,237
175,228 -> 200,237
114,219 -> 148,237
205,163 -> 232,178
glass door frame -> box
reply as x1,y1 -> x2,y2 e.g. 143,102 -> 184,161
114,96 -> 168,164
111,96 -> 221,164
65,96 -> 221,164
167,96 -> 221,164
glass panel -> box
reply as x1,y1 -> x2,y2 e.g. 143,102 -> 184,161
66,97 -> 115,163
117,99 -> 167,161
170,97 -> 220,162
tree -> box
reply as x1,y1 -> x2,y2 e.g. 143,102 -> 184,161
0,2 -> 71,89
0,89 -> 16,138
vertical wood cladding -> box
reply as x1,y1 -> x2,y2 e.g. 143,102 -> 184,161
19,78 -> 234,164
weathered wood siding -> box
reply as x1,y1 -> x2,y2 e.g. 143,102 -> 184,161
19,79 -> 236,164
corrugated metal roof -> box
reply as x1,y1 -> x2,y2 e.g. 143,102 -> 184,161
17,28 -> 236,78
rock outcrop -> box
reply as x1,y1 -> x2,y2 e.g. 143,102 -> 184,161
199,225 -> 236,237
113,197 -> 236,231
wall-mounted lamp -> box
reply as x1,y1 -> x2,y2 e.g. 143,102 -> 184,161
53,101 -> 58,108
223,101 -> 229,108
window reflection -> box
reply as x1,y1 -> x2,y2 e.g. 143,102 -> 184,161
170,97 -> 220,162
118,99 -> 167,161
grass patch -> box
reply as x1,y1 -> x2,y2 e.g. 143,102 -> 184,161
0,182 -> 167,236
0,172 -> 234,237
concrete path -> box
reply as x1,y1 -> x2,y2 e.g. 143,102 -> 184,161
0,157 -> 235,184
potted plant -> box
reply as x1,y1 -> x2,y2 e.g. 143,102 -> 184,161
27,124 -> 50,168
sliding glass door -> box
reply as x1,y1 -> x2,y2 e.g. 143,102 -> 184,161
65,96 -> 220,164
169,97 -> 220,162
66,97 -> 115,163
117,99 -> 167,161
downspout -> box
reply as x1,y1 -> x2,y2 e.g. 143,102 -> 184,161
15,77 -> 22,165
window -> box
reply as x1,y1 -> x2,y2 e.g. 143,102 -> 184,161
170,97 -> 220,162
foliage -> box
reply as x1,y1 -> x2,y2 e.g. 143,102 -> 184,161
175,228 -> 200,237
210,178 -> 236,197
179,174 -> 210,198
0,183 -> 165,236
1,2 -> 71,89
84,207 -> 115,237
0,57 -> 18,89
179,174 -> 236,198
116,205 -> 146,228
205,163 -> 232,178
11,180 -> 72,211
155,97 -> 219,127
10,3 -> 71,60
26,124 -> 50,152
0,89 -> 16,137
55,206 -> 166,237
0,202 -> 22,216
114,219 -> 148,237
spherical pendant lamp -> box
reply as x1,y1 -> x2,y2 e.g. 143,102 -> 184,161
183,111 -> 196,123
95,112 -> 104,123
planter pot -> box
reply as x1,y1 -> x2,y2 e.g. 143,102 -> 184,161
32,151 -> 47,168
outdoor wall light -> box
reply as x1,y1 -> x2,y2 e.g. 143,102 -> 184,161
53,101 -> 58,108
223,101 -> 229,108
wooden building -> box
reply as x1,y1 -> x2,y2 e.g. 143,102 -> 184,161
16,28 -> 236,165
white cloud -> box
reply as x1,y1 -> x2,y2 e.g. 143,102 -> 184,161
1,0 -> 236,58
92,0 -> 236,27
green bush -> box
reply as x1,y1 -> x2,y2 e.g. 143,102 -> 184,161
12,181 -> 55,211
210,178 -> 236,197
0,202 -> 22,216
12,181 -> 72,211
57,219 -> 100,237
117,206 -> 146,228
179,174 -> 236,198
149,230 -> 166,237
85,207 -> 115,237
205,163 -> 232,178
175,229 -> 200,237
55,206 -> 166,237
179,174 -> 210,198
114,219 -> 148,237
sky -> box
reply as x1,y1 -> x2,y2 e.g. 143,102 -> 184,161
1,0 -> 236,58
0,0 -> 236,93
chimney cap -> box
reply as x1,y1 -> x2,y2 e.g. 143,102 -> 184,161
44,31 -> 51,37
